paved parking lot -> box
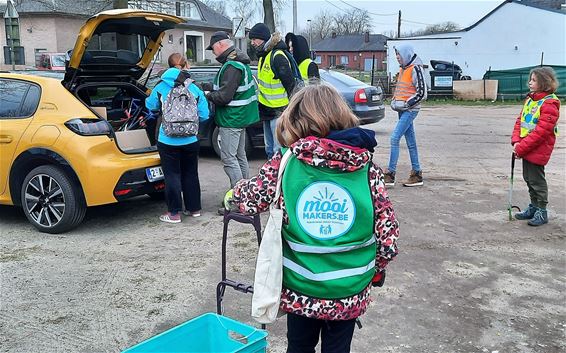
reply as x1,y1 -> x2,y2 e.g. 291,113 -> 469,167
1,104 -> 565,353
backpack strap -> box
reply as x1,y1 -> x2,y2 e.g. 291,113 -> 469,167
270,49 -> 301,81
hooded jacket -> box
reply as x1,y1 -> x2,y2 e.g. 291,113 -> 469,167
392,44 -> 427,112
511,91 -> 560,166
205,47 -> 252,107
145,68 -> 209,146
256,32 -> 297,120
232,127 -> 399,320
285,33 -> 319,79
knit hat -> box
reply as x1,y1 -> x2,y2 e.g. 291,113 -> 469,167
249,23 -> 271,41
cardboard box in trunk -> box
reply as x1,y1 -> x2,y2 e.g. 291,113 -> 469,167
115,130 -> 151,151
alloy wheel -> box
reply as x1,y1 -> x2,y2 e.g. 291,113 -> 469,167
24,173 -> 65,228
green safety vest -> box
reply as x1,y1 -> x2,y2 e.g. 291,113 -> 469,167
281,153 -> 376,299
520,93 -> 559,137
257,50 -> 290,108
298,58 -> 313,82
213,61 -> 259,128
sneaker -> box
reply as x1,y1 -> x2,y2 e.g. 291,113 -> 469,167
159,212 -> 181,223
403,170 -> 423,187
182,210 -> 201,217
383,170 -> 396,187
514,204 -> 537,220
217,207 -> 226,216
528,208 -> 548,226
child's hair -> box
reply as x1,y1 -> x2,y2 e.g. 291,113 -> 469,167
530,67 -> 559,93
276,84 -> 359,146
168,53 -> 187,68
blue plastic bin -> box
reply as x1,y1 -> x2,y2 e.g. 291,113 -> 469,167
122,313 -> 267,353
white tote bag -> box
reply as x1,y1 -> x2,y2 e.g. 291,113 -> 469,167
251,150 -> 293,324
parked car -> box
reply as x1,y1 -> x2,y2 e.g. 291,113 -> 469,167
143,66 -> 385,156
36,52 -> 66,71
0,10 -> 184,233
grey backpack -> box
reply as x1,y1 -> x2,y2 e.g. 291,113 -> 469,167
161,78 -> 199,137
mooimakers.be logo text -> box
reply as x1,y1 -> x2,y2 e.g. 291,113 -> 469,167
296,182 -> 356,240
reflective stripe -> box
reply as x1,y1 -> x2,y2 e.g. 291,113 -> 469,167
212,80 -> 255,92
286,237 -> 376,254
283,258 -> 375,281
226,95 -> 258,107
259,91 -> 288,100
521,121 -> 536,131
257,78 -> 284,89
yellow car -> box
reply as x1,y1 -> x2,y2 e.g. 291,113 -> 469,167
0,10 -> 184,233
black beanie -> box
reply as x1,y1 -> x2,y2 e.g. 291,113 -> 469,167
249,23 -> 271,41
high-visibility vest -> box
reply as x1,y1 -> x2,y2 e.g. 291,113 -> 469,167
298,58 -> 313,82
281,152 -> 376,299
257,50 -> 290,108
393,65 -> 416,102
213,60 -> 259,128
520,93 -> 559,137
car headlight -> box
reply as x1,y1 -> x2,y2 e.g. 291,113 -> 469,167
64,118 -> 112,136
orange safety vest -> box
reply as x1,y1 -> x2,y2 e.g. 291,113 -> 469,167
393,65 -> 416,102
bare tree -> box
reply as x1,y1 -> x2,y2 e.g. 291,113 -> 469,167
308,10 -> 333,41
199,0 -> 227,17
404,21 -> 460,37
332,9 -> 372,35
262,0 -> 275,32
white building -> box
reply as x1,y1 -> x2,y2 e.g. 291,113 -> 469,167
386,0 -> 566,82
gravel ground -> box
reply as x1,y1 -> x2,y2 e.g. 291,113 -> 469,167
1,104 -> 565,353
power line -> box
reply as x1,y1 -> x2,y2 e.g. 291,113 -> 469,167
402,19 -> 433,26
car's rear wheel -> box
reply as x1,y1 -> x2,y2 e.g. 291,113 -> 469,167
21,165 -> 86,234
211,126 -> 253,158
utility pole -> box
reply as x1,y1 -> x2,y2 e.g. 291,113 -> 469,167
397,10 -> 401,38
293,0 -> 297,33
307,19 -> 312,49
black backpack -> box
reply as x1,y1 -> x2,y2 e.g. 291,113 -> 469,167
270,49 -> 305,91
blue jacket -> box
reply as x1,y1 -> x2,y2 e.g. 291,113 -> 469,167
145,68 -> 209,146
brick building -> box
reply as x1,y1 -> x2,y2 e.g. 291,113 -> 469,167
1,0 -> 239,70
312,32 -> 388,72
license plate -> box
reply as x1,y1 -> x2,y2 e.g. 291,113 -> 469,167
371,95 -> 380,102
146,166 -> 164,182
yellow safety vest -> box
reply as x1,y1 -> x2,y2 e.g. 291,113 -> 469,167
393,65 -> 416,102
298,58 -> 313,82
520,93 -> 559,137
257,50 -> 290,108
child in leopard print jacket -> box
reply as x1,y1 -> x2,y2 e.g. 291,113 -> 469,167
231,84 -> 399,353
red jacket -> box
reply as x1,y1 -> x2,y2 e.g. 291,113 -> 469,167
511,91 -> 560,166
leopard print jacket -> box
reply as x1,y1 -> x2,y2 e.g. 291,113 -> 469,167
233,136 -> 399,320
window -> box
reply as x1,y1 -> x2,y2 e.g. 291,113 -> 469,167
329,55 -> 336,67
0,80 -> 40,119
176,1 -> 201,20
340,55 -> 349,65
129,0 -> 175,14
314,56 -> 322,64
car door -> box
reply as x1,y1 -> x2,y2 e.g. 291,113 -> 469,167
0,78 -> 41,195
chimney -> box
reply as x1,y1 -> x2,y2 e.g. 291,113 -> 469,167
364,31 -> 370,43
331,32 -> 337,39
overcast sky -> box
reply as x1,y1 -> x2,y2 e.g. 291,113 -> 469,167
268,0 -> 503,35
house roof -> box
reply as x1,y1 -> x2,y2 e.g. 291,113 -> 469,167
312,34 -> 388,52
182,0 -> 232,31
12,0 -> 111,17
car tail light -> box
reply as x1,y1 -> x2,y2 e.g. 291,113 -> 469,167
114,189 -> 132,196
354,89 -> 367,104
65,118 -> 112,136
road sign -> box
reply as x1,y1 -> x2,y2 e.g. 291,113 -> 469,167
232,17 -> 245,39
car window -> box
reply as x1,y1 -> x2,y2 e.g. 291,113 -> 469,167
0,79 -> 40,119
320,71 -> 365,87
190,71 -> 217,84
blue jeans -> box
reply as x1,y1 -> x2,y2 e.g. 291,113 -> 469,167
263,118 -> 281,159
388,110 -> 421,173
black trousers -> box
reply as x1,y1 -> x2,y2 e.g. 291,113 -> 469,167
286,313 -> 356,353
522,159 -> 548,209
157,141 -> 201,214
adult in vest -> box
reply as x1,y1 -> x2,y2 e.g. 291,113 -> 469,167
228,85 -> 399,353
249,23 -> 297,159
384,44 -> 427,187
285,32 -> 320,82
145,54 -> 210,223
204,32 -> 259,196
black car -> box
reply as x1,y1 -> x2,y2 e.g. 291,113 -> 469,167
144,66 -> 385,156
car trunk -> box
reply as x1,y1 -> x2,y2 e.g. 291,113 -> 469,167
74,80 -> 158,153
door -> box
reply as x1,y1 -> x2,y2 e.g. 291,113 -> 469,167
364,58 -> 373,72
0,78 -> 40,195
185,36 -> 198,63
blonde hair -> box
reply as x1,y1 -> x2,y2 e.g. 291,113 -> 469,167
276,84 -> 359,146
530,67 -> 559,93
